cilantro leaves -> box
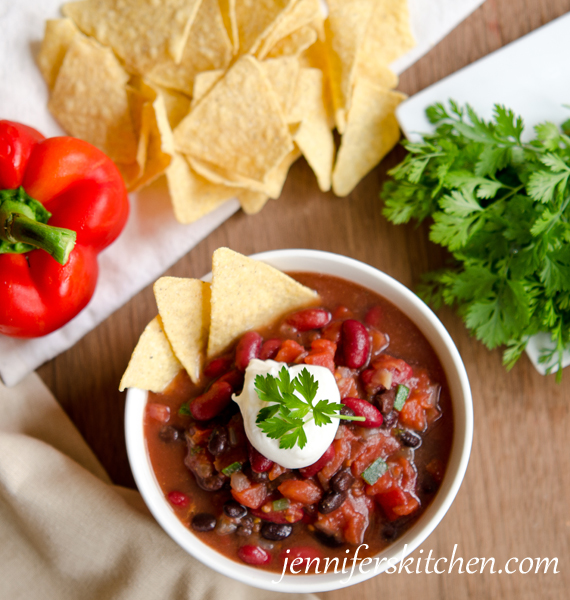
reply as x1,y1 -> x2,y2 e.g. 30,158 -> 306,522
254,366 -> 363,449
382,101 -> 570,379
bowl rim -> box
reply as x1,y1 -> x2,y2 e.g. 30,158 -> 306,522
125,248 -> 473,593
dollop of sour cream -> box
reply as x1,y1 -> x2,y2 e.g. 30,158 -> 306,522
232,359 -> 341,469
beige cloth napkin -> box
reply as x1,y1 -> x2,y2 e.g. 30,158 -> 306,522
0,374 -> 317,600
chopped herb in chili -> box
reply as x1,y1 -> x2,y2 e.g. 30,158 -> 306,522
221,461 -> 242,476
178,403 -> 191,416
272,498 -> 290,512
393,384 -> 410,411
361,457 -> 388,485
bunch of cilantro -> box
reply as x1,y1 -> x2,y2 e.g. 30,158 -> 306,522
382,101 -> 570,379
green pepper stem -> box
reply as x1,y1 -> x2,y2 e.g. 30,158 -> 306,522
1,210 -> 76,265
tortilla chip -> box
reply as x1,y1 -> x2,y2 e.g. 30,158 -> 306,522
332,80 -> 406,196
261,57 -> 300,116
219,0 -> 239,54
256,0 -> 323,59
49,36 -> 137,164
174,56 -> 293,181
238,189 -> 270,214
37,18 -> 80,89
324,0 -> 375,133
234,0 -> 293,55
188,146 -> 300,199
119,316 -> 182,392
288,69 -> 334,192
166,153 -> 239,223
265,26 -> 318,60
154,277 -> 211,384
207,248 -> 319,358
190,69 -> 225,109
360,0 -> 415,66
156,86 -> 192,130
62,0 -> 203,74
146,0 -> 233,96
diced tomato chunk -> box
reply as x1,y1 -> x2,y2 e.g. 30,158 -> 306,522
268,463 -> 288,481
275,339 -> 305,363
376,488 -> 419,520
399,398 -> 427,431
315,493 -> 373,544
251,501 -> 304,524
278,479 -> 323,505
304,352 -> 335,372
371,354 -> 413,385
350,433 -> 400,476
231,483 -> 267,509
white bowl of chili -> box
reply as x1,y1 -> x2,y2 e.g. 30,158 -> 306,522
125,249 -> 473,593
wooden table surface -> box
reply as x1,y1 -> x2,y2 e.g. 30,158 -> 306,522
38,1 -> 570,598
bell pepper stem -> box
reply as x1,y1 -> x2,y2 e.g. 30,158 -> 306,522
1,210 -> 77,265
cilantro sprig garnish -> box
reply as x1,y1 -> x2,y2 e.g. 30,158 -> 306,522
254,366 -> 364,449
382,101 -> 570,379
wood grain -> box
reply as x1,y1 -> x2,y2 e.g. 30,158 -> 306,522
38,1 -> 570,598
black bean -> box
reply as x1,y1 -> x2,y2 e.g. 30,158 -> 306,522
313,530 -> 344,548
330,469 -> 354,493
236,524 -> 253,537
159,425 -> 184,443
382,523 -> 398,541
381,410 -> 399,430
421,476 -> 439,495
208,427 -> 228,456
375,389 -> 395,416
196,474 -> 225,492
400,430 -> 421,448
191,513 -> 217,532
223,500 -> 247,519
261,522 -> 293,541
241,515 -> 254,527
340,405 -> 355,417
318,490 -> 346,514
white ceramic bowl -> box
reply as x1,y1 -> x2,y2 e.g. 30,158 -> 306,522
125,249 -> 473,593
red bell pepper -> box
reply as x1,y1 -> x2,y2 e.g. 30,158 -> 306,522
0,120 -> 129,337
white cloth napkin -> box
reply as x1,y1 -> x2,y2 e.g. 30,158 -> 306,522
0,0 -> 485,386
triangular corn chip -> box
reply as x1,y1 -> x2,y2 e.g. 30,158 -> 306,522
207,248 -> 319,358
119,316 -> 182,392
154,277 -> 211,384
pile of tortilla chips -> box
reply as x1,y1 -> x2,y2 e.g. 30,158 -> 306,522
119,247 -> 319,392
39,0 -> 414,223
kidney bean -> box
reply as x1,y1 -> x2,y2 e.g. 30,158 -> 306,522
299,443 -> 335,478
238,544 -> 271,565
208,427 -> 228,456
259,338 -> 282,360
330,469 -> 355,493
261,522 -> 293,541
248,443 -> 274,473
219,369 -> 244,391
280,546 -> 323,570
318,490 -> 346,514
235,331 -> 262,371
364,305 -> 383,328
147,403 -> 170,423
339,319 -> 370,369
191,513 -> 217,532
190,381 -> 233,421
203,356 -> 233,379
286,308 -> 331,331
341,397 -> 383,428
223,499 -> 248,519
167,491 -> 190,507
